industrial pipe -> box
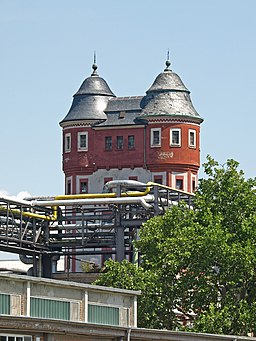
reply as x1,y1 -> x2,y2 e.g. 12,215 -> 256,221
31,195 -> 154,210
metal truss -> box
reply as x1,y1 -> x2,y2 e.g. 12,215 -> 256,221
0,183 -> 194,276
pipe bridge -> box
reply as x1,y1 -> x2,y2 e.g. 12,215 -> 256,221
0,182 -> 194,277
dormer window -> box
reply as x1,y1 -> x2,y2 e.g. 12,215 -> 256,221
119,111 -> 125,119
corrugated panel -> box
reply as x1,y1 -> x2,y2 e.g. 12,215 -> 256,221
88,304 -> 119,326
30,297 -> 70,320
0,294 -> 10,314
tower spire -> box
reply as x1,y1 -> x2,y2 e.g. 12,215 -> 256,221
164,48 -> 171,71
91,51 -> 98,76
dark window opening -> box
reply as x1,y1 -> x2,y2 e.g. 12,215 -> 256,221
172,131 -> 180,145
189,131 -> 196,147
128,135 -> 135,149
79,134 -> 87,149
192,180 -> 196,192
154,176 -> 163,184
105,136 -> 112,151
116,136 -> 124,150
67,181 -> 71,195
65,135 -> 71,151
176,179 -> 183,190
153,131 -> 160,145
104,177 -> 113,184
129,176 -> 138,181
80,181 -> 88,193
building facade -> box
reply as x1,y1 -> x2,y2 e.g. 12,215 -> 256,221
60,59 -> 203,195
0,273 -> 254,341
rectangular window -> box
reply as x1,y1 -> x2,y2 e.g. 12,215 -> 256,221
80,181 -> 88,194
65,133 -> 71,152
192,180 -> 196,192
78,132 -> 88,151
116,136 -> 124,150
88,304 -> 119,326
170,129 -> 181,146
0,294 -> 10,314
128,135 -> 135,149
176,179 -> 184,190
30,297 -> 70,320
188,129 -> 196,148
105,136 -> 112,151
154,175 -> 163,184
104,177 -> 113,184
66,179 -> 71,195
150,128 -> 161,147
129,176 -> 138,181
0,337 -> 32,341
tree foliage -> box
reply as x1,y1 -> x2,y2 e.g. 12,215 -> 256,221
94,156 -> 256,335
94,259 -> 158,328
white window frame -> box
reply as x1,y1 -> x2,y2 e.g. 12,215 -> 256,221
66,176 -> 72,195
150,128 -> 161,147
170,128 -> 181,147
191,174 -> 197,192
188,129 -> 196,148
65,133 -> 71,153
77,132 -> 88,151
76,175 -> 89,194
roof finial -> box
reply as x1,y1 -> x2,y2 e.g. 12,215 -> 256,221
91,51 -> 98,76
164,48 -> 171,71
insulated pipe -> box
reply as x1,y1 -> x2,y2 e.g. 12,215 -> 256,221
0,195 -> 32,207
148,182 -> 195,196
102,180 -> 149,193
19,254 -> 34,264
54,181 -> 152,201
31,195 -> 154,210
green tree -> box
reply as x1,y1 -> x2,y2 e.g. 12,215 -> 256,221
94,259 -> 159,328
95,156 -> 256,335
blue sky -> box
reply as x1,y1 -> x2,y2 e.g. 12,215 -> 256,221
0,0 -> 255,198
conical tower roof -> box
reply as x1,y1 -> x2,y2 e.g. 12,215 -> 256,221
60,63 -> 115,125
140,60 -> 203,122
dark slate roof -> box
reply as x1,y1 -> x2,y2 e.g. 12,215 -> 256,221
106,96 -> 143,112
60,66 -> 115,125
141,91 -> 202,120
61,95 -> 110,123
95,96 -> 145,127
95,111 -> 146,127
140,65 -> 203,122
146,70 -> 189,93
60,61 -> 203,126
75,75 -> 115,96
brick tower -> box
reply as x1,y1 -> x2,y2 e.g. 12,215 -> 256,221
60,59 -> 203,195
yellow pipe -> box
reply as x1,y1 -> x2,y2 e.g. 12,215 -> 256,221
53,181 -> 193,202
0,206 -> 57,222
0,182 -> 191,222
55,192 -> 117,200
54,182 -> 152,201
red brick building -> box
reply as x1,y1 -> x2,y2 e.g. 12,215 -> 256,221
60,59 -> 203,194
